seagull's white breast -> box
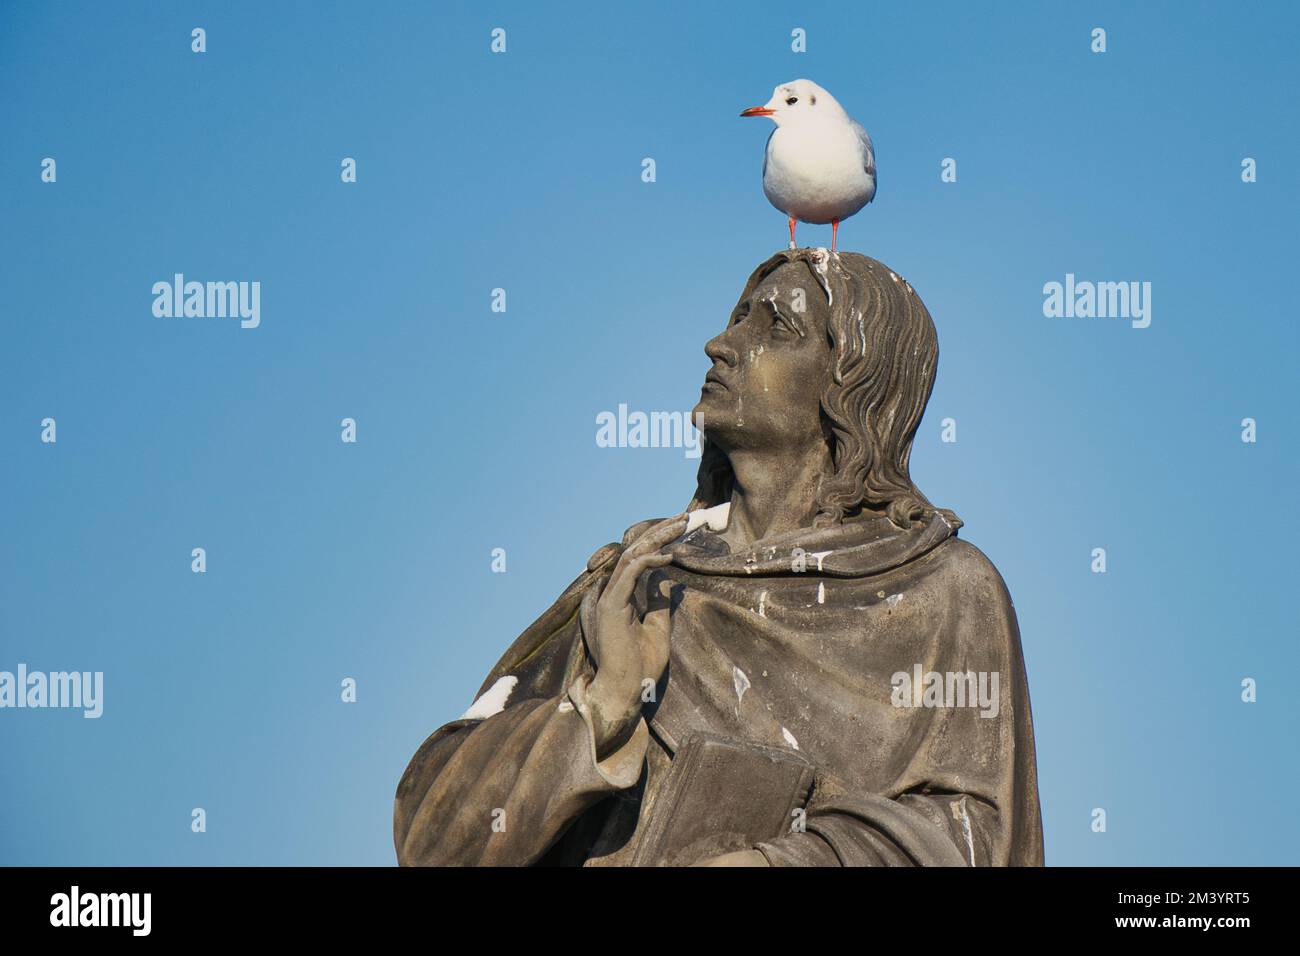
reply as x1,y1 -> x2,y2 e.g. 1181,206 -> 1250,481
762,118 -> 876,225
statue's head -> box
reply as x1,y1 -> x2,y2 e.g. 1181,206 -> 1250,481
690,249 -> 941,529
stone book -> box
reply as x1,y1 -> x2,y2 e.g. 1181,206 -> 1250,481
631,731 -> 815,867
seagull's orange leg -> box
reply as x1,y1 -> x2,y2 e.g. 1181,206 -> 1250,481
831,219 -> 839,254
788,216 -> 797,250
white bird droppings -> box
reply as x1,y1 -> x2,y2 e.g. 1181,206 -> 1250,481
817,582 -> 826,604
951,797 -> 976,866
733,665 -> 751,706
686,501 -> 731,534
758,591 -> 767,617
461,675 -> 517,720
782,727 -> 800,750
886,593 -> 903,608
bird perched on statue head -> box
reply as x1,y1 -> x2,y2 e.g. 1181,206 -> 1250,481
740,79 -> 875,253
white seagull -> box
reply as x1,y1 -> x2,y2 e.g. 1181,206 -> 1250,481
741,79 -> 876,253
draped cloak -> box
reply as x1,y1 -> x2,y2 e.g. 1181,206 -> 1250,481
394,509 -> 1044,867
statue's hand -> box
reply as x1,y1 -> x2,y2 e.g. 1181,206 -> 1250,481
586,514 -> 687,755
695,849 -> 770,867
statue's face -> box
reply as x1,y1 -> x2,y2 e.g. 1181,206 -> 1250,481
692,262 -> 831,452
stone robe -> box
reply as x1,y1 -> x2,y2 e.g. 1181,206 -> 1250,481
395,509 -> 1043,866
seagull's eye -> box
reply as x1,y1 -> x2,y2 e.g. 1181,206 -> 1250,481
785,96 -> 798,106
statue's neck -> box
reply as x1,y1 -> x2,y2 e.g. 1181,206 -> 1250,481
718,444 -> 835,548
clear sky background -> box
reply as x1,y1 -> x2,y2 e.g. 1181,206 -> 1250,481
2,1 -> 1296,866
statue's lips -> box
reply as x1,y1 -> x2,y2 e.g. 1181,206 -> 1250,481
702,369 -> 729,391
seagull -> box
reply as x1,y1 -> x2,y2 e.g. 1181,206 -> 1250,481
740,79 -> 876,253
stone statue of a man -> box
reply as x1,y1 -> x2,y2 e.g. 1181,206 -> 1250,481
395,249 -> 1044,866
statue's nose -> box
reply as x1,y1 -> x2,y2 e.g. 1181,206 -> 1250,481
704,337 -> 737,366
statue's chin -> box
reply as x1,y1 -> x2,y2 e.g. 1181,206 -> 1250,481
691,422 -> 747,456
691,410 -> 738,445
689,400 -> 718,434
694,392 -> 786,453
692,388 -> 733,428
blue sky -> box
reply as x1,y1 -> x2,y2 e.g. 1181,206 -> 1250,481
1,0 -> 1297,865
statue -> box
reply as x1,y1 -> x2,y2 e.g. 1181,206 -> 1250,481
395,249 -> 1044,866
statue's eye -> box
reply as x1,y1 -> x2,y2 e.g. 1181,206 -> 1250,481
785,96 -> 798,106
769,302 -> 800,335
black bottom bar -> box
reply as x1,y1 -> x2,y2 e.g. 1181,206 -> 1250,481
0,866 -> 1283,940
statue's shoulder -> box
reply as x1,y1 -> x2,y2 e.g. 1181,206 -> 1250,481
920,534 -> 1016,611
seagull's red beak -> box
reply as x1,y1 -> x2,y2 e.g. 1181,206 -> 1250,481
740,106 -> 775,118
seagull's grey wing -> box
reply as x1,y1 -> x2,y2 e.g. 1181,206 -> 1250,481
851,120 -> 876,178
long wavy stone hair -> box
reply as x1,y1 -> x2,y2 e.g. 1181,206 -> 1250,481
688,249 -> 947,530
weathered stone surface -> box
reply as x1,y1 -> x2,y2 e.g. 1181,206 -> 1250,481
394,250 -> 1043,867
